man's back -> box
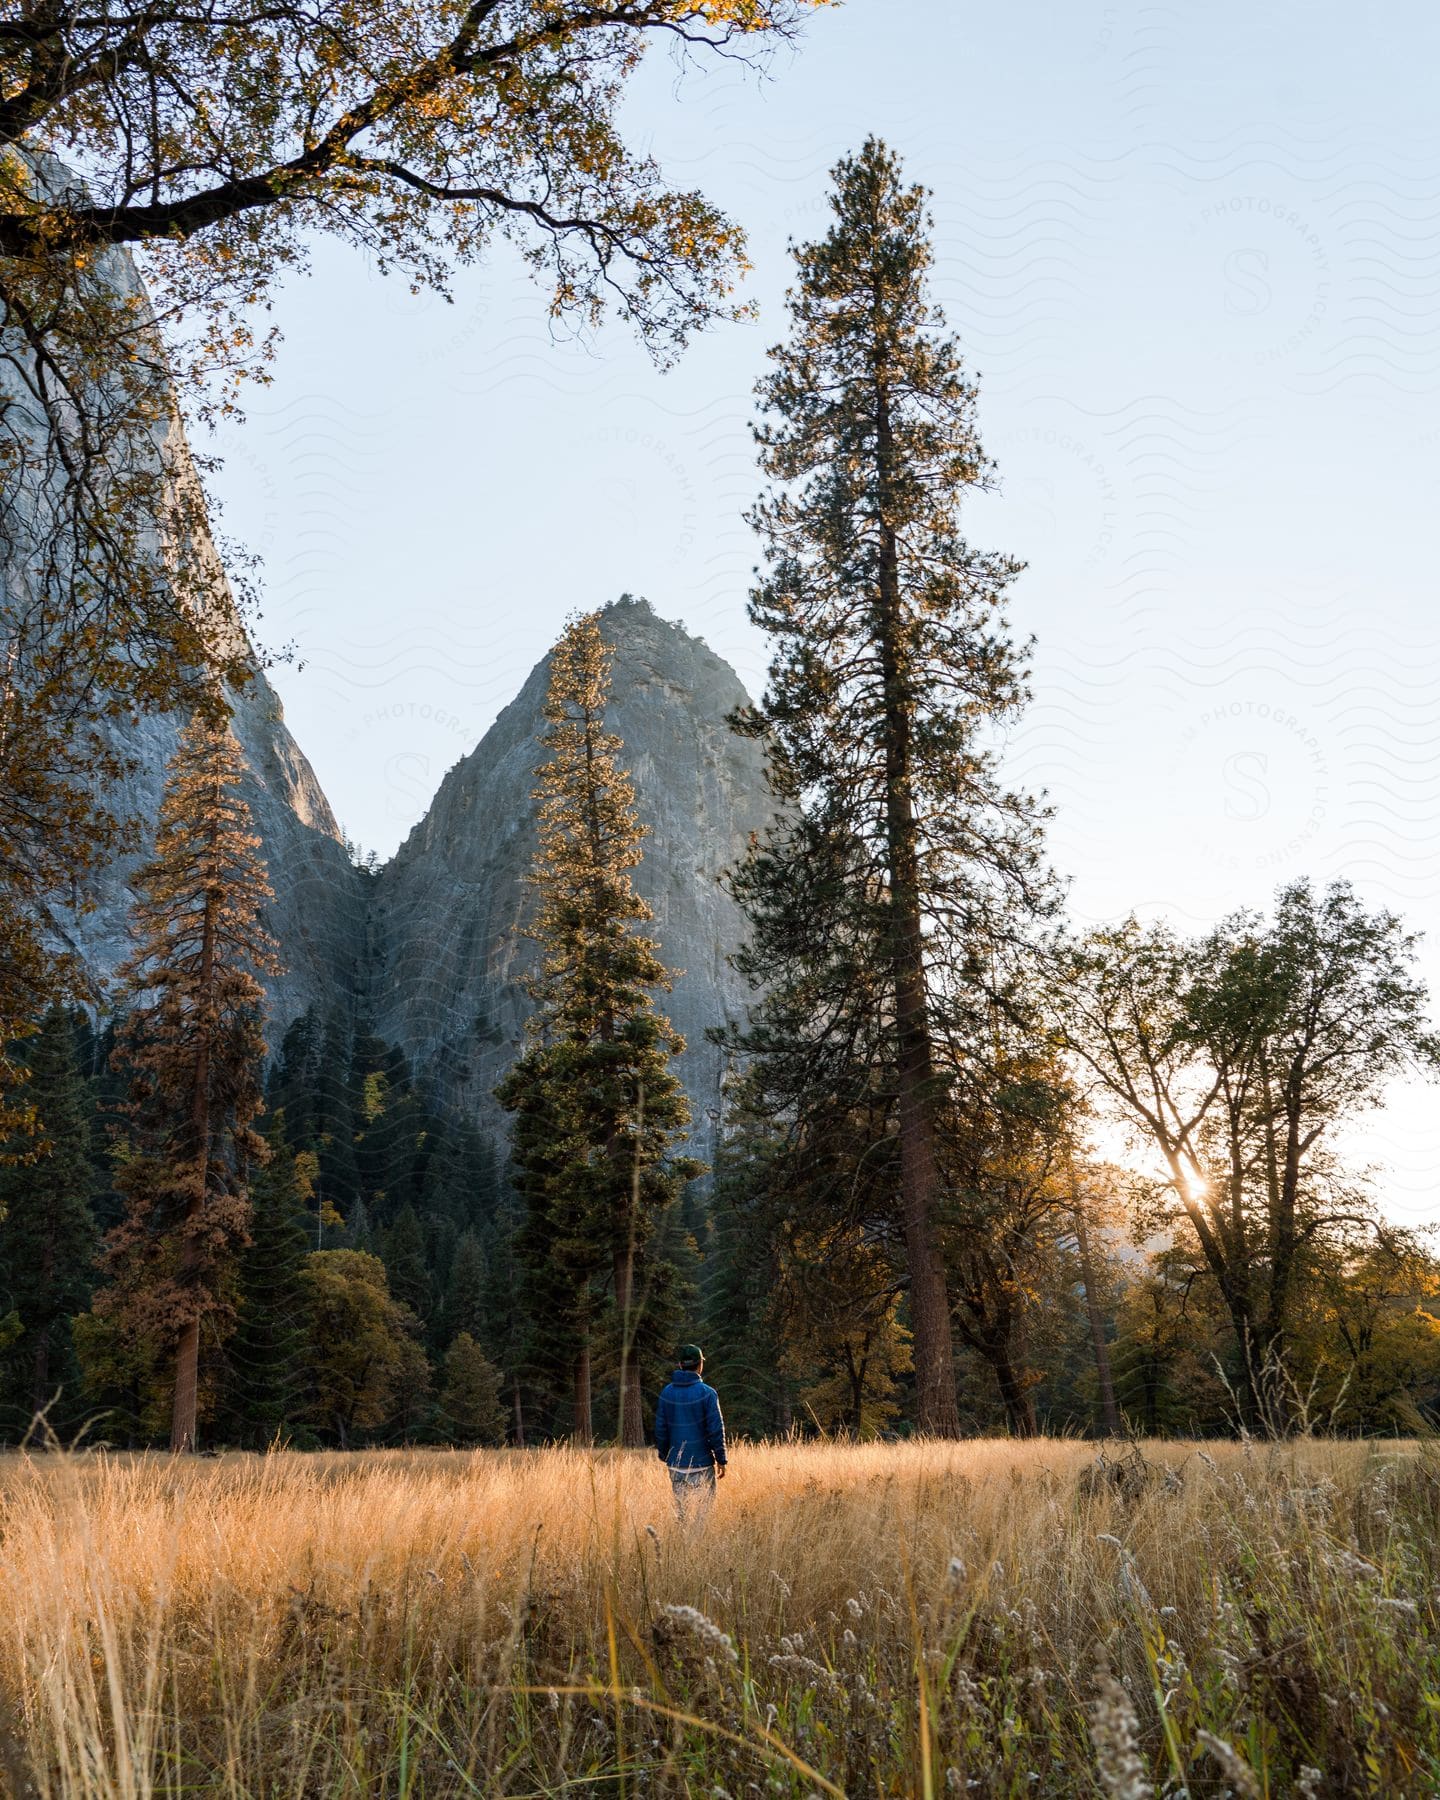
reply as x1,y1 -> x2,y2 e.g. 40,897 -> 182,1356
654,1367 -> 726,1472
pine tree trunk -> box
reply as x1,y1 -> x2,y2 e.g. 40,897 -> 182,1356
873,405 -> 960,1439
172,1319 -> 201,1452
613,1247 -> 646,1447
1073,1198 -> 1121,1437
572,1340 -> 593,1446
892,979 -> 959,1436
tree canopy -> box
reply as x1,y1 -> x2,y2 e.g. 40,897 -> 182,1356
725,137 -> 1050,1434
1056,878 -> 1440,1428
497,609 -> 698,1447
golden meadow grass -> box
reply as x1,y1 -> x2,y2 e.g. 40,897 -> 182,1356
0,1439 -> 1436,1797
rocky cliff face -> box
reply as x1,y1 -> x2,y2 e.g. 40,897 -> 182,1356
50,671 -> 371,1034
6,235 -> 769,1145
45,594 -> 770,1156
367,598 -> 773,1160
3,213 -> 373,1043
8,228 -> 777,1152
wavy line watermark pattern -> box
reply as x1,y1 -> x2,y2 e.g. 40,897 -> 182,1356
199,0 -> 1440,1221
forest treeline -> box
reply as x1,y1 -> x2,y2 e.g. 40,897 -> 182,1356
3,965 -> 1438,1449
3,140 -> 1439,1452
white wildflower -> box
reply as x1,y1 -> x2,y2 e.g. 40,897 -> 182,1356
1196,1730 -> 1260,1798
1329,1548 -> 1379,1581
768,1651 -> 842,1696
1088,1670 -> 1148,1800
658,1604 -> 739,1666
1118,1559 -> 1154,1612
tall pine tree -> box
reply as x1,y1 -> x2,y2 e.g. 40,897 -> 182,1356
0,1005 -> 98,1435
727,139 -> 1049,1435
497,610 -> 700,1447
442,1230 -> 488,1346
99,709 -> 281,1451
218,1113 -> 314,1446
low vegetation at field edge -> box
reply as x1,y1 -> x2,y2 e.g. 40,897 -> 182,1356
0,1439 -> 1435,1798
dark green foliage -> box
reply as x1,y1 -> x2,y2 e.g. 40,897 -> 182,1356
442,1231 -> 488,1347
700,1122 -> 793,1438
0,1006 -> 99,1439
381,1205 -> 432,1326
300,1249 -> 429,1449
217,1115 -> 314,1447
476,1182 -> 528,1442
1058,878 -> 1440,1432
313,1012 -> 362,1221
439,1332 -> 506,1444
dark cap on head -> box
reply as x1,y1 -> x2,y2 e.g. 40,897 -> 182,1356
677,1343 -> 703,1369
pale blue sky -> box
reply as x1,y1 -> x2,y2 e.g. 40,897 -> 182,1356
205,0 -> 1440,1222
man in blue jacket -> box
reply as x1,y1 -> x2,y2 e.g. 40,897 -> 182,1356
653,1344 -> 727,1526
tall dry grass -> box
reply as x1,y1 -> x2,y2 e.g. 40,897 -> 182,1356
0,1438 -> 1435,1797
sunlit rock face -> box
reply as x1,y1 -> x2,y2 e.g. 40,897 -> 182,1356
47,670 -> 372,1036
6,228 -> 770,1142
44,587 -> 769,1155
368,598 -> 774,1160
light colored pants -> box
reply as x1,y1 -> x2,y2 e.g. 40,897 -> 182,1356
669,1465 -> 717,1529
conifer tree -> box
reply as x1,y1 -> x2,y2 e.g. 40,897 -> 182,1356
301,1249 -> 426,1448
99,709 -> 281,1452
727,139 -> 1048,1435
700,1121 -> 792,1436
315,1013 -> 361,1218
442,1231 -> 489,1347
497,610 -> 700,1448
440,1332 -> 506,1445
268,1010 -> 322,1144
478,1182 -> 528,1444
382,1204 -> 432,1325
219,1114 -> 313,1446
0,1005 -> 98,1433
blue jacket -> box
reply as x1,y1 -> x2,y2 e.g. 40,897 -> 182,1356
654,1369 -> 727,1471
